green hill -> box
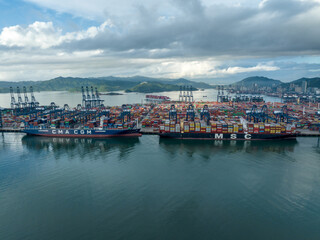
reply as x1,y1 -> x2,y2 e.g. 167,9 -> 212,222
0,76 -> 212,93
281,77 -> 320,88
233,76 -> 282,88
125,82 -> 197,93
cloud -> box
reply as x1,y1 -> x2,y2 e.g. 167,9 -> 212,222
128,59 -> 280,79
0,22 -> 59,49
3,0 -> 320,56
0,20 -> 114,49
214,64 -> 280,75
17,0 -> 320,57
0,0 -> 320,81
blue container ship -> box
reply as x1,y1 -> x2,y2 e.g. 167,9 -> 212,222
23,128 -> 142,138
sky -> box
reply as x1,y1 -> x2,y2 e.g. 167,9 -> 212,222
0,0 -> 320,83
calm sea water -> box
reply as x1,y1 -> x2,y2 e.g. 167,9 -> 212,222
0,91 -> 317,239
0,89 -> 281,108
1,133 -> 320,240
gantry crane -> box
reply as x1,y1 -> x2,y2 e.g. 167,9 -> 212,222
186,104 -> 195,121
200,104 -> 210,125
169,104 -> 177,123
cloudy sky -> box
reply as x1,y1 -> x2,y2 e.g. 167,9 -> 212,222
0,0 -> 320,83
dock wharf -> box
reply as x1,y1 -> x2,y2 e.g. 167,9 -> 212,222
297,129 -> 320,137
140,127 -> 159,135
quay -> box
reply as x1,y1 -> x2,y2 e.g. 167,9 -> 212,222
0,85 -> 319,139
140,127 -> 159,135
297,129 -> 320,137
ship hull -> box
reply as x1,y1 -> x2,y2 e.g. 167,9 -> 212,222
23,128 -> 142,138
159,132 -> 296,140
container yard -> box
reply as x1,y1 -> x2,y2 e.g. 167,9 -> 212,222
1,86 -> 320,138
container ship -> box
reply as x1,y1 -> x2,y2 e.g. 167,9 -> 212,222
23,128 -> 141,138
22,106 -> 142,138
159,118 -> 297,140
145,95 -> 171,103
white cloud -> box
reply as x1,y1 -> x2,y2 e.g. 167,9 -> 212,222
216,64 -> 279,75
0,22 -> 60,49
61,20 -> 114,43
138,59 -> 279,79
0,21 -> 113,49
258,0 -> 269,8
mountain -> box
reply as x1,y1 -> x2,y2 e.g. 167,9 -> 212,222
232,76 -> 282,88
161,78 -> 211,89
125,82 -> 180,93
96,76 -> 212,88
125,82 -> 197,93
281,77 -> 320,88
0,76 -> 213,93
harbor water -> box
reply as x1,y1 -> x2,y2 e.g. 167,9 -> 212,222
0,89 -> 281,108
0,91 -> 318,240
1,133 -> 320,240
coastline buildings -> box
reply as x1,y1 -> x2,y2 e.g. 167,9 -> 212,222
230,79 -> 319,103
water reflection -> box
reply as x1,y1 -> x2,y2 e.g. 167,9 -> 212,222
315,137 -> 320,154
159,138 -> 298,157
21,135 -> 140,160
